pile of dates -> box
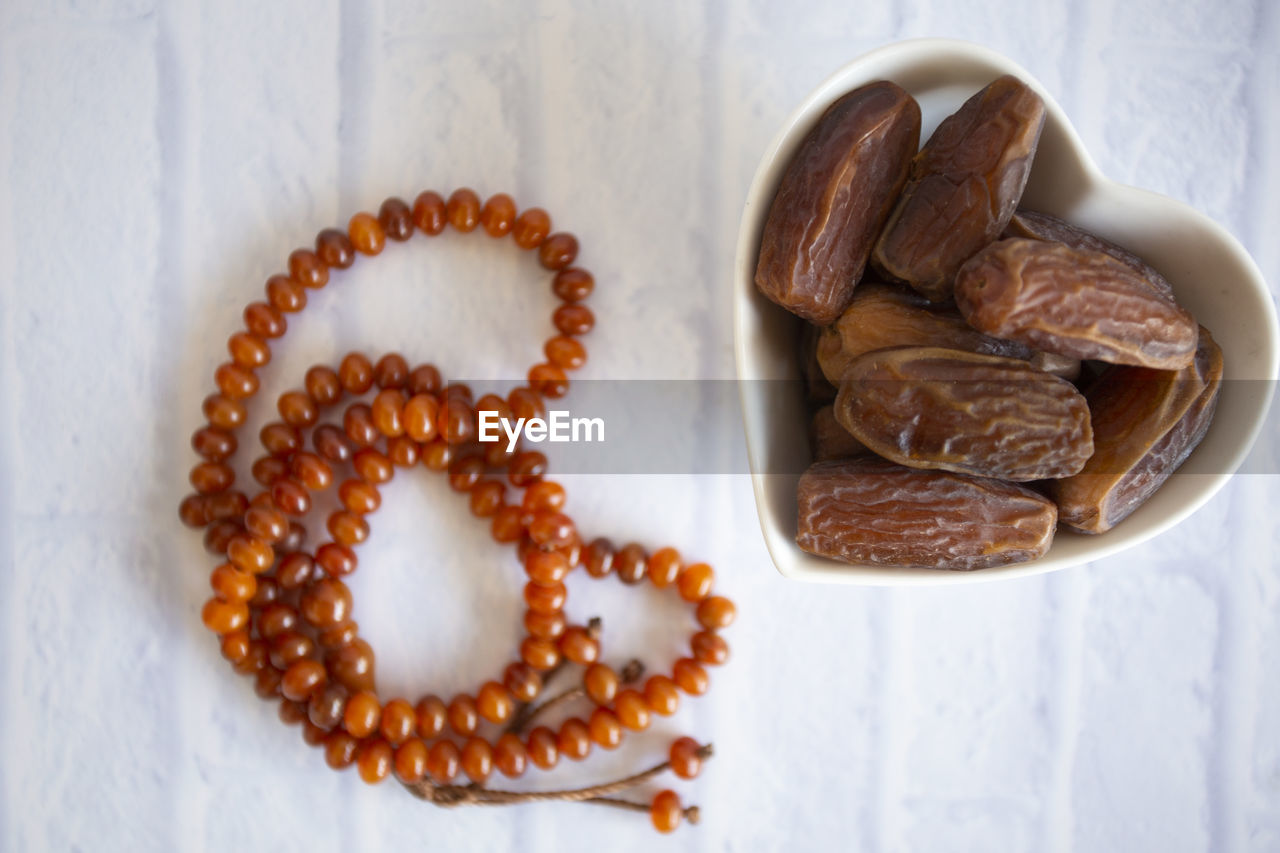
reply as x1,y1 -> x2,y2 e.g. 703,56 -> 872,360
755,75 -> 1224,571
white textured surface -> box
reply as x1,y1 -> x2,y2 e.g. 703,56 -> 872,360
0,1 -> 1277,851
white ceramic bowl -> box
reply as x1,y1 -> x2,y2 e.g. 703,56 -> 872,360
733,38 -> 1279,585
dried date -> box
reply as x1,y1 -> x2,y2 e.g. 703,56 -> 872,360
834,346 -> 1093,481
755,81 -> 921,325
800,322 -> 837,404
954,238 -> 1198,369
810,404 -> 870,462
1050,326 -> 1223,533
872,75 -> 1046,302
796,457 -> 1058,570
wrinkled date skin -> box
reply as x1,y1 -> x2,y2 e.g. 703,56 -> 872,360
872,75 -> 1046,302
1051,326 -> 1223,533
955,238 -> 1198,369
810,404 -> 870,462
1003,210 -> 1175,299
755,81 -> 921,325
815,281 -> 1079,382
796,457 -> 1058,570
834,346 -> 1093,481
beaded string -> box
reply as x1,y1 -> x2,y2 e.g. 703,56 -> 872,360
180,189 -> 736,833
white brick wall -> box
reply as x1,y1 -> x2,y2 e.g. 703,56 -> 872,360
1,1 -> 1276,850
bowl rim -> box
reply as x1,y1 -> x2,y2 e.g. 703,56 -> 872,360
732,37 -> 1280,586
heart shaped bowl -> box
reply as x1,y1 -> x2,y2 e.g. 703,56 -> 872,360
733,38 -> 1279,585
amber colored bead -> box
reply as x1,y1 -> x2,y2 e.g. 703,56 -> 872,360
191,461 -> 235,495
245,506 -> 288,545
477,733 -> 523,781
324,731 -> 359,769
244,301 -> 286,338
393,737 -> 428,783
525,549 -> 569,584
673,657 -> 709,695
313,424 -> 353,463
528,512 -> 574,548
211,563 -> 257,603
512,207 -> 551,249
302,720 -> 328,745
319,620 -> 359,648
202,518 -> 241,555
411,191 -> 447,235
338,479 -> 381,515
287,249 -> 327,290
446,188 -> 481,232
526,363 -> 568,399
271,478 -> 311,516
257,602 -> 298,639
226,534 -> 274,574
470,194 -> 513,239
588,707 -> 622,750
507,386 -> 546,422
203,394 -> 246,430
519,727 -> 555,771
342,404 -> 378,448
557,626 -> 599,665
327,510 -> 369,547
503,452 -> 543,490
651,790 -> 682,833
647,547 -> 681,589
251,456 -> 288,487
233,641 -> 269,675
357,738 -> 392,784
316,542 -> 357,577
557,718 -> 591,761
421,741 -> 458,783
643,676 -> 680,717
388,435 -> 419,467
308,684 -> 348,730
697,596 -> 736,630
421,439 -> 452,472
469,480 -> 505,517
616,543 -> 648,584
220,630 -> 251,664
611,690 -> 648,732
254,665 -> 282,698
228,331 -> 272,368
266,274 -> 307,313
377,197 -> 413,241
692,630 -> 729,665
520,637 -> 560,671
273,553 -> 312,590
524,581 -> 567,616
524,609 -> 565,640
544,336 -> 587,370
348,212 -> 385,255
353,449 -> 394,484
438,400 -> 476,445
269,631 -> 315,669
538,232 -> 578,271
328,638 -> 376,692
373,353 -> 408,389
281,659 -> 327,701
553,304 -> 594,336
316,228 -> 356,269
371,389 -> 406,437
447,694 -> 480,736
259,422 -> 301,455
584,663 -> 619,705
501,662 -> 541,703
582,538 -> 615,578
278,392 -> 317,428
343,690 -> 381,738
192,426 -> 237,461
249,576 -> 281,608
305,365 -> 342,406
206,488 -> 247,519
405,365 -> 441,396
475,681 -> 514,725
280,699 -> 309,726
300,577 -> 352,627
201,598 -> 248,634
552,267 -> 594,302
415,695 -> 446,739
403,394 -> 440,442
677,562 -> 714,602
291,452 -> 333,491
338,352 -> 375,393
375,698 -> 414,745
447,455 -> 484,493
179,493 -> 209,527
490,505 -> 524,543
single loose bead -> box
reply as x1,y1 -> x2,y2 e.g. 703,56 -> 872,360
227,534 -> 274,574
328,510 -> 369,546
289,248 -> 329,289
313,424 -> 353,463
192,426 -> 237,461
378,197 -> 414,241
257,602 -> 299,639
271,478 -> 311,516
538,232 -> 578,270
469,480 -> 505,517
316,542 -> 357,577
371,389 -> 406,436
374,353 -> 409,389
190,461 -> 235,495
648,547 -> 681,588
528,363 -> 569,398
583,663 -> 619,705
339,352 -> 375,393
557,626 -> 599,665
266,274 -> 307,313
520,637 -> 560,671
477,681 -> 514,724
268,631 -> 315,669
526,726 -> 559,770
525,549 -> 569,584
357,738 -> 393,784
512,207 -> 551,249
446,188 -> 481,232
651,790 -> 682,833
669,736 -> 702,780
324,731 -> 359,769
697,596 -> 737,629
614,689 -> 650,731
394,737 -> 429,783
589,707 -> 623,749
494,732 -> 528,778
244,301 -> 286,338
557,718 -> 591,761
524,609 -> 566,640
308,684 -> 349,730
427,740 -> 460,783
644,675 -> 680,716
281,659 -> 327,701
327,638 -> 376,692
203,394 -> 246,430
278,391 -> 318,427
480,193 -> 516,237
552,267 -> 594,302
691,630 -> 729,665
305,365 -> 343,406
502,662 -> 541,703
343,690 -> 381,738
348,212 -> 385,255
291,451 -> 333,491
616,543 -> 648,585
316,228 -> 356,269
677,562 -> 714,602
583,538 -> 615,578
201,598 -> 248,634
673,657 -> 709,695
553,303 -> 594,336
380,698 -> 416,745
211,563 -> 257,602
460,737 -> 493,783
411,191 -> 447,235
415,695 -> 447,739
545,336 -> 587,370
300,577 -> 352,627
447,694 -> 479,736
228,331 -> 272,367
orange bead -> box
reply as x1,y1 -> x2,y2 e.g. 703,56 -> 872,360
314,424 -> 353,463
380,698 -> 416,745
583,537 -> 615,578
281,660 -> 327,701
447,455 -> 485,492
276,552 -> 315,589
507,388 -> 546,424
304,365 -> 342,405
266,274 -> 307,313
203,393 -> 246,430
553,303 -> 594,336
244,505 -> 288,542
371,389 -> 406,437
512,207 -> 551,249
220,630 -> 251,664
289,248 -> 329,289
378,197 -> 414,241
278,391 -> 318,427
696,596 -> 736,629
522,480 -> 566,513
644,675 -> 680,716
339,479 -> 381,515
490,505 -> 525,543
538,232 -> 578,270
588,708 -> 622,749
411,191 -> 446,235
545,335 -> 587,370
422,439 -> 453,473
476,681 -> 514,724
226,534 -> 274,574
307,684 -> 348,730
552,267 -> 594,301
494,732 -> 528,778
327,638 -> 376,692
268,632 -> 315,670
583,663 -> 619,705
469,480 -> 505,517
327,510 -> 369,546
614,689 -> 650,731
528,512 -> 574,548
348,212 -> 385,255
616,543 -> 647,584
244,301 -> 286,338
339,352 -> 375,393
446,188 -> 481,232
316,228 -> 355,269
526,726 -> 559,770
192,426 -> 237,461
353,449 -> 394,484
673,657 -> 709,695
525,549 -> 569,584
557,718 -> 591,761
407,364 -> 443,395
677,562 -> 714,602
669,737 -> 703,780
524,581 -> 566,615
524,609 -> 566,640
324,731 -> 359,769
393,738 -> 428,783
692,630 -> 729,665
647,547 -> 681,588
415,695 -> 447,739
316,542 -> 357,577
403,394 -> 439,442
651,789 -> 682,833
480,192 -> 516,237
210,563 -> 257,603
357,738 -> 392,784
427,740 -> 460,782
343,690 -> 381,738
228,331 -> 272,367
201,597 -> 248,634
447,694 -> 479,736
460,736 -> 493,782
557,626 -> 599,665
528,363 -> 568,398
502,662 -> 541,703
291,451 -> 333,490
190,461 -> 235,495
520,637 -> 560,671
300,577 -> 352,628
